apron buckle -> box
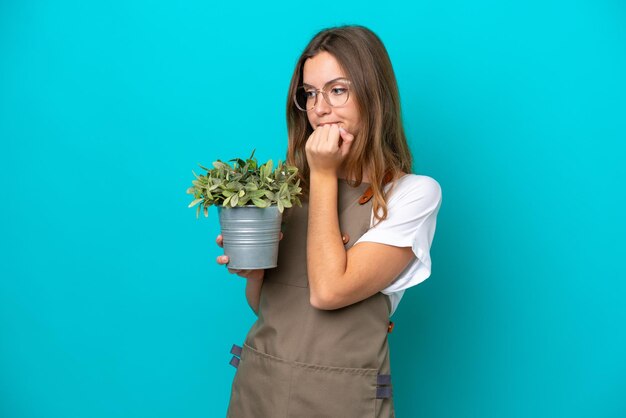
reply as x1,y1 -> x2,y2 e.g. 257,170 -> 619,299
229,344 -> 243,368
376,374 -> 393,399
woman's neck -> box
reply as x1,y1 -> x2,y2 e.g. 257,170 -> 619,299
337,167 -> 370,183
337,168 -> 407,184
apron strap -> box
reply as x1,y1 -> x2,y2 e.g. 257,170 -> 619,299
358,171 -> 395,205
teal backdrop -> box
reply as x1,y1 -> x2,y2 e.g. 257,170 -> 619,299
1,1 -> 625,417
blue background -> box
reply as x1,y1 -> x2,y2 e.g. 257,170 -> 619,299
1,1 -> 625,417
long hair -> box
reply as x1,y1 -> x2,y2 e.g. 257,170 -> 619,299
286,25 -> 413,223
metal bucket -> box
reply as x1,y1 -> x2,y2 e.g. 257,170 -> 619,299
218,205 -> 283,270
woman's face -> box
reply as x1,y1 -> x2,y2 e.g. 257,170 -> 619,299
302,51 -> 361,138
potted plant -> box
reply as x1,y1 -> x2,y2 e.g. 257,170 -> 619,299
187,150 -> 302,269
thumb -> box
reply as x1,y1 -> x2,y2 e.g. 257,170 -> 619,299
338,127 -> 355,158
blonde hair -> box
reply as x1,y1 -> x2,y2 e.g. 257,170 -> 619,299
286,25 -> 413,223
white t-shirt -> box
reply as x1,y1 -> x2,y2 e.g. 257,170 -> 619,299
354,174 -> 442,316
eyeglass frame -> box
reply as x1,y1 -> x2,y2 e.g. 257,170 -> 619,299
293,78 -> 352,111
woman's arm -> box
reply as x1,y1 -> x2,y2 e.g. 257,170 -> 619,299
244,275 -> 263,315
216,234 -> 267,316
307,173 -> 415,310
304,124 -> 417,310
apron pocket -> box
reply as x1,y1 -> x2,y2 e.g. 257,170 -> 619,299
227,344 -> 292,418
287,360 -> 378,418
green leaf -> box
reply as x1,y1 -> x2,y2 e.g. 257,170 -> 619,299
226,181 -> 242,191
213,161 -> 230,170
198,164 -> 212,172
189,152 -> 302,218
228,157 -> 246,167
248,190 -> 264,198
251,198 -> 269,208
277,199 -> 284,213
188,198 -> 203,208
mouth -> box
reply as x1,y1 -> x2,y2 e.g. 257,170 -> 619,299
317,122 -> 341,127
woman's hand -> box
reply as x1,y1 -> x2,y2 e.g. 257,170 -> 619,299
216,234 -> 265,280
305,124 -> 355,177
215,233 -> 284,281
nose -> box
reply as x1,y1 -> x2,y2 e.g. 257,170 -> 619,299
313,93 -> 331,117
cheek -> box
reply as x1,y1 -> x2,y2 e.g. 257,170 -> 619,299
345,101 -> 360,126
346,109 -> 361,133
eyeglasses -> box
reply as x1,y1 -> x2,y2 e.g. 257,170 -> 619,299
293,78 -> 352,111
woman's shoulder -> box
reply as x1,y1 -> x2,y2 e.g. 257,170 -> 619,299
387,173 -> 442,202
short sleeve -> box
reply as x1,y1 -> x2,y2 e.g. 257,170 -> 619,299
354,174 -> 442,313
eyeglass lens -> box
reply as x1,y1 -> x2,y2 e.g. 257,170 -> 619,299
294,80 -> 350,111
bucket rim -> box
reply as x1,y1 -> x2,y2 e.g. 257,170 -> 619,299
217,204 -> 279,209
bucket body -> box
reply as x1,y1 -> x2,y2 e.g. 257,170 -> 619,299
218,205 -> 283,270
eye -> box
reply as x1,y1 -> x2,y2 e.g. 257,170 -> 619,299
304,90 -> 317,98
330,86 -> 348,96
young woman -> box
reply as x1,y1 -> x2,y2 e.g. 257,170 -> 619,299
217,25 -> 442,418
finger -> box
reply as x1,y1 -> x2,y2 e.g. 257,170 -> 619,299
312,126 -> 325,149
239,270 -> 263,280
279,231 -> 284,240
238,270 -> 252,279
217,255 -> 229,265
338,127 -> 355,158
311,124 -> 327,151
216,234 -> 223,248
316,124 -> 337,147
338,126 -> 355,142
327,124 -> 341,150
305,129 -> 319,154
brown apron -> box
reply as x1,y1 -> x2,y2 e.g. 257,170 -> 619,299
227,179 -> 395,418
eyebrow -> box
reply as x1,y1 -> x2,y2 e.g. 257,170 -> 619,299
302,77 -> 349,89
